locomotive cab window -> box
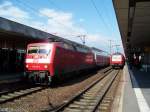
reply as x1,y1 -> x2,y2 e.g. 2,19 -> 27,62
39,49 -> 50,54
27,46 -> 38,54
27,45 -> 50,55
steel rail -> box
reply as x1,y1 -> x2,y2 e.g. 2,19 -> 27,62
91,70 -> 119,112
0,86 -> 47,104
51,68 -> 113,112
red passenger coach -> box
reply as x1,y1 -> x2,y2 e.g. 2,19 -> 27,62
25,42 -> 95,84
110,52 -> 125,69
91,47 -> 109,67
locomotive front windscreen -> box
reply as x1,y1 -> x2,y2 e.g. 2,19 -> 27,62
112,55 -> 122,61
28,46 -> 50,54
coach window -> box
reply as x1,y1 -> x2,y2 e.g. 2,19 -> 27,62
76,46 -> 83,53
83,47 -> 88,53
98,51 -> 102,55
68,44 -> 75,51
63,43 -> 75,51
76,46 -> 80,52
63,43 -> 68,49
65,44 -> 75,51
73,46 -> 77,51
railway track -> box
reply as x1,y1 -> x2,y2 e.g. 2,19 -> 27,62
97,70 -> 121,112
0,85 -> 47,104
0,66 -> 114,112
51,69 -> 120,112
0,83 -> 36,96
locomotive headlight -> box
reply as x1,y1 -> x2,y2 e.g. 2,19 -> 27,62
26,64 -> 29,68
44,65 -> 48,68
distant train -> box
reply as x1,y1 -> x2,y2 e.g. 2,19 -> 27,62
25,41 -> 109,84
110,52 -> 125,69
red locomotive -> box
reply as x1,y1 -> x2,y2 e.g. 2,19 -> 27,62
110,52 -> 125,69
25,41 -> 109,84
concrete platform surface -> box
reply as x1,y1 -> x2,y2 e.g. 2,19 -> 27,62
122,66 -> 140,112
121,65 -> 150,112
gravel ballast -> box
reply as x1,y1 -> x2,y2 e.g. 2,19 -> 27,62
0,70 -> 104,112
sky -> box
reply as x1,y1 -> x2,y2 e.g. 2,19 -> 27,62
0,0 -> 123,54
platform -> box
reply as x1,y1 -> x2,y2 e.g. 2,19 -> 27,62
120,65 -> 150,112
0,72 -> 23,84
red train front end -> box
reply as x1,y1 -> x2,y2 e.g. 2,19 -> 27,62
25,43 -> 54,84
110,53 -> 125,69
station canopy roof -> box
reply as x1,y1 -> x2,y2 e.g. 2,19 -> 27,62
0,17 -> 89,49
113,0 -> 150,53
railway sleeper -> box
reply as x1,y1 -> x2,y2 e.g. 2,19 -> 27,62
0,98 -> 6,101
100,103 -> 110,107
7,93 -> 20,97
81,96 -> 96,99
81,94 -> 99,99
14,92 -> 25,95
19,90 -> 29,93
96,102 -> 111,112
84,92 -> 94,95
1,95 -> 13,99
101,100 -> 111,103
68,105 -> 95,110
83,94 -> 97,97
96,108 -> 108,112
73,101 -> 90,105
83,93 -> 95,96
64,108 -> 83,112
74,101 -> 96,106
79,99 -> 98,102
68,104 -> 86,109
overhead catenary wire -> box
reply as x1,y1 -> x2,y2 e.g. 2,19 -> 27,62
15,0 -> 88,44
98,0 -> 122,52
47,0 -> 87,44
13,0 -> 115,47
100,0 -> 116,34
47,0 -> 114,46
47,0 -> 121,52
90,0 -> 114,38
47,0 -> 117,50
15,0 -> 80,35
90,0 -> 119,53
